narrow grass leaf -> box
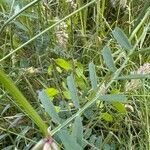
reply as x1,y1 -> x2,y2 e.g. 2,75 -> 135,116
67,74 -> 80,108
0,69 -> 48,136
57,129 -> 82,150
38,90 -> 61,124
112,27 -> 132,51
102,46 -> 117,72
72,116 -> 84,147
89,62 -> 98,90
1,104 -> 10,116
99,94 -> 127,103
131,3 -> 150,40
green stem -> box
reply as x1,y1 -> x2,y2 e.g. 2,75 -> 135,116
0,69 -> 48,136
115,74 -> 150,80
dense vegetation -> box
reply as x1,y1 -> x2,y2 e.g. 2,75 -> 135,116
0,0 -> 150,149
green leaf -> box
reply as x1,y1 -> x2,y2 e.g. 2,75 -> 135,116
112,27 -> 132,51
99,94 -> 127,103
38,90 -> 61,124
45,88 -> 59,98
102,46 -> 117,72
95,136 -> 102,148
104,144 -> 111,150
21,13 -> 38,19
89,62 -> 98,90
56,66 -> 62,73
63,91 -> 71,100
89,134 -> 97,145
0,0 -> 5,4
110,90 -> 127,113
101,113 -> 113,122
56,58 -> 72,71
67,74 -> 80,109
84,129 -> 92,140
13,21 -> 28,31
57,129 -> 82,150
116,74 -> 150,80
76,62 -> 84,77
48,66 -> 53,75
112,102 -> 127,113
55,106 -> 61,113
62,81 -> 68,90
76,62 -> 88,84
76,76 -> 87,90
72,116 -> 84,147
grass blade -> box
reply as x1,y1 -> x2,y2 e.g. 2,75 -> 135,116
102,46 -> 117,72
130,5 -> 150,41
112,27 -> 132,51
89,62 -> 98,90
0,69 -> 48,136
67,74 -> 80,109
38,90 -> 61,124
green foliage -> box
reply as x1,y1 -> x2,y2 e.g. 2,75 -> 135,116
72,116 -> 84,147
57,129 -> 82,150
89,62 -> 98,90
0,69 -> 48,136
45,88 -> 59,99
112,27 -> 133,51
48,66 -> 53,75
101,112 -> 113,122
38,90 -> 61,124
99,94 -> 127,103
67,74 -> 80,109
102,46 -> 117,72
55,58 -> 72,71
0,0 -> 150,149
112,102 -> 127,113
63,91 -> 71,100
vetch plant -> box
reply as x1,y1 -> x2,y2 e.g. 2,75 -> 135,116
1,25 -> 150,149
0,0 -> 150,148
